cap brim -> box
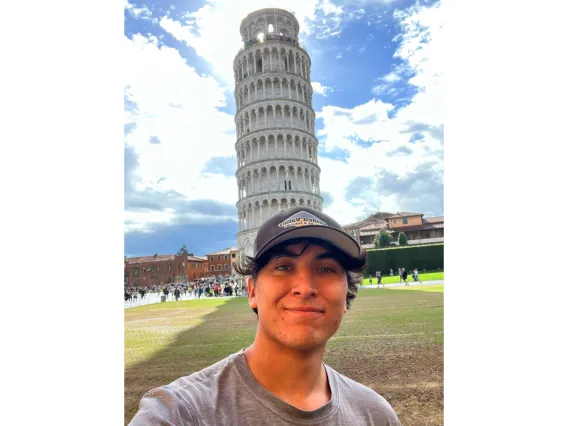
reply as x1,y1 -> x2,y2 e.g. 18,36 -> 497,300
255,225 -> 361,260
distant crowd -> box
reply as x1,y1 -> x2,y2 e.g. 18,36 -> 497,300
124,280 -> 246,303
367,267 -> 422,286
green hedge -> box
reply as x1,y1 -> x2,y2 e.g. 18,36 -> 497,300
365,243 -> 444,274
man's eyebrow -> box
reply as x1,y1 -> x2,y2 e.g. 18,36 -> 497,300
271,252 -> 336,261
272,252 -> 299,260
315,252 -> 340,261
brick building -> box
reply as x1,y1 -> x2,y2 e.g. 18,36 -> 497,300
206,247 -> 239,277
187,255 -> 207,281
124,254 -> 189,287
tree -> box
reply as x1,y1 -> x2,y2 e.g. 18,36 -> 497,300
177,245 -> 190,256
375,229 -> 392,248
398,232 -> 408,246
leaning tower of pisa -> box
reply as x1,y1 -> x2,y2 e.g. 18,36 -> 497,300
234,8 -> 323,261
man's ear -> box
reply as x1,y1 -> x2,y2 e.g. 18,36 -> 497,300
247,276 -> 257,310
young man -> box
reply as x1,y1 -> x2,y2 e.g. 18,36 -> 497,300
401,268 -> 408,286
129,206 -> 400,425
377,270 -> 383,287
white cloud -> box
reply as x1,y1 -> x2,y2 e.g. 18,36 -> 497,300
316,1 -> 444,223
311,81 -> 333,96
336,52 -> 343,59
383,71 -> 401,82
124,34 -> 238,230
124,0 -> 153,20
392,2 -> 444,125
371,71 -> 402,95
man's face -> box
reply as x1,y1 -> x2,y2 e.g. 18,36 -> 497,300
248,241 -> 348,352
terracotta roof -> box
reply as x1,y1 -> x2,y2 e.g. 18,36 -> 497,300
187,255 -> 206,262
424,216 -> 444,223
388,212 -> 424,218
359,221 -> 388,231
391,222 -> 444,232
343,212 -> 395,229
126,254 -> 176,264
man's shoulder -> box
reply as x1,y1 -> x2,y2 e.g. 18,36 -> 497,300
129,352 -> 241,425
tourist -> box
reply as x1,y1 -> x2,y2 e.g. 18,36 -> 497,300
174,287 -> 180,302
129,206 -> 400,425
377,271 -> 383,287
390,268 -> 393,276
402,268 -> 408,286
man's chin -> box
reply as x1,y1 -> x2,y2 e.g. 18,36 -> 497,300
279,334 -> 329,353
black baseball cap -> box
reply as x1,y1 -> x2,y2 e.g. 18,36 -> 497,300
253,206 -> 361,260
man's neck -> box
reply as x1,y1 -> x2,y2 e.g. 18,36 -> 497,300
243,333 -> 331,410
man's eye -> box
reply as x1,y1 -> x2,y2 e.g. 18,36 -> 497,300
318,267 -> 335,273
276,265 -> 291,271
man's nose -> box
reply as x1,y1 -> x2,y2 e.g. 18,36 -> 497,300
292,266 -> 318,297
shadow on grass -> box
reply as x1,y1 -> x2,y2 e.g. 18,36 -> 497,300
124,296 -> 257,425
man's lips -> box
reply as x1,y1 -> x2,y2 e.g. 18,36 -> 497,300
284,307 -> 324,313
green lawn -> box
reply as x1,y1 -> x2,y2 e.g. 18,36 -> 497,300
125,285 -> 444,426
362,271 -> 444,285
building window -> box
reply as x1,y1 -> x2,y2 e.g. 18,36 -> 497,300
210,265 -> 215,271
210,256 -> 214,262
393,219 -> 397,224
224,255 -> 228,261
217,256 -> 221,261
157,266 -> 160,272
217,265 -> 222,271
231,253 -> 236,258
168,264 -> 171,271
402,217 -> 408,224
224,264 -> 229,270
134,267 -> 139,276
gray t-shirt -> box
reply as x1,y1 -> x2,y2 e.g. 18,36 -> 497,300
129,349 -> 400,425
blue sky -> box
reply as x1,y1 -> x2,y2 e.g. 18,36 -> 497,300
124,0 -> 443,257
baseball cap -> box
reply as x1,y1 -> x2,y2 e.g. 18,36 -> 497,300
253,206 -> 361,260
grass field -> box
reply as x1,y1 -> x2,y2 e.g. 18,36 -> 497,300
362,272 -> 444,285
125,285 -> 444,425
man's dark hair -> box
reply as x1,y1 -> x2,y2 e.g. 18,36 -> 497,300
235,238 -> 367,315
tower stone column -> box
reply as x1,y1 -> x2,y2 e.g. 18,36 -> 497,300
234,8 -> 323,261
